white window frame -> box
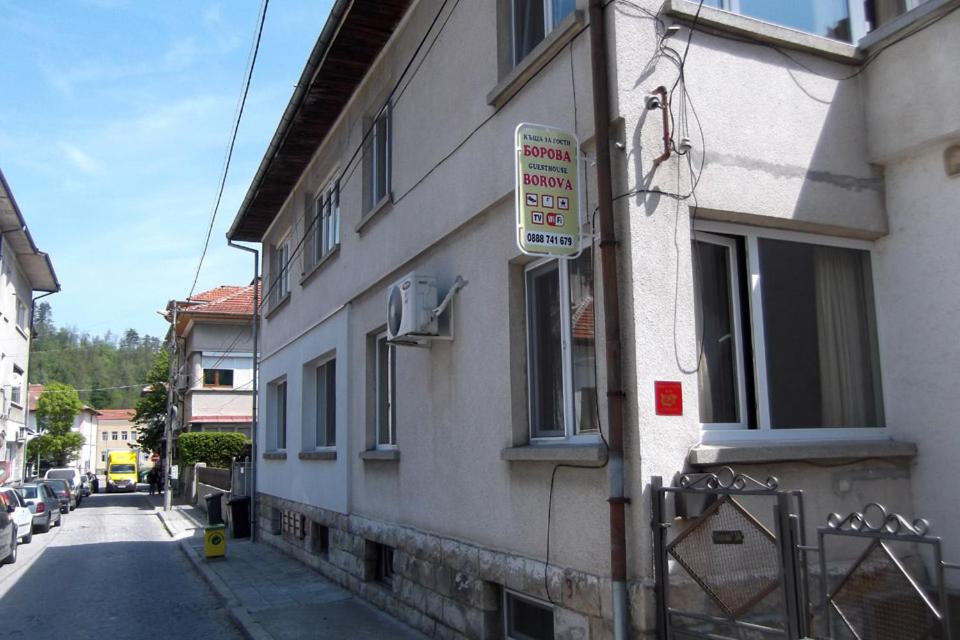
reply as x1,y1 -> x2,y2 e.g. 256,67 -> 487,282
374,332 -> 397,449
268,377 -> 288,451
14,297 -> 28,333
10,365 -> 23,406
365,106 -> 391,212
511,0 -> 576,66
693,232 -> 750,431
695,220 -> 887,444
524,256 -> 599,443
271,237 -> 291,307
706,0 -> 869,42
311,175 -> 341,265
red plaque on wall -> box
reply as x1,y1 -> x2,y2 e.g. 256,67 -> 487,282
655,381 -> 683,416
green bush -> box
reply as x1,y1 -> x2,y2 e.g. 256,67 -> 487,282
178,432 -> 251,468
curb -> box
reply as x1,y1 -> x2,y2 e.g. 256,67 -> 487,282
178,539 -> 274,640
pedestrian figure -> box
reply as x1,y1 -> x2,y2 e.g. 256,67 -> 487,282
148,467 -> 160,495
89,472 -> 99,494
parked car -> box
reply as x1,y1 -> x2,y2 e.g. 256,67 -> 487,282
79,474 -> 92,497
0,488 -> 32,544
0,490 -> 20,564
44,468 -> 84,505
41,478 -> 75,513
16,483 -> 62,533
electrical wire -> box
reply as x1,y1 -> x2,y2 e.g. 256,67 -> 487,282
187,0 -> 270,299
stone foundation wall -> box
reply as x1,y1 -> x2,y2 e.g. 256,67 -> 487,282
255,492 -> 655,639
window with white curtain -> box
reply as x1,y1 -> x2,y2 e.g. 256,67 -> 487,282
512,0 -> 576,65
693,224 -> 884,436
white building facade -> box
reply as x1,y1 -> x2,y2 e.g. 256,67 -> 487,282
0,172 -> 59,485
229,0 -> 959,637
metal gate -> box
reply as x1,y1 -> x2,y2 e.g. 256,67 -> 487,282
653,468 -> 958,640
653,469 -> 807,639
813,503 -> 956,640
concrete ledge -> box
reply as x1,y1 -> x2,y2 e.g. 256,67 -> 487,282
299,450 -> 337,461
360,449 -> 400,462
689,439 -> 917,467
500,443 -> 607,463
262,451 -> 287,461
666,0 -> 862,64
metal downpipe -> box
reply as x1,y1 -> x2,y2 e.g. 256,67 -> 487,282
588,0 -> 631,637
228,240 -> 260,542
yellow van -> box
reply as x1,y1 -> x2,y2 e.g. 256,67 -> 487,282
106,451 -> 138,493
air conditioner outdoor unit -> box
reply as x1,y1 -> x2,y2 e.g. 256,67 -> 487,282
386,273 -> 439,342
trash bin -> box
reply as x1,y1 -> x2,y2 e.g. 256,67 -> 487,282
204,492 -> 224,525
204,524 -> 226,558
227,496 -> 251,539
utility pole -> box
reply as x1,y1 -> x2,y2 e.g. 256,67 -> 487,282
164,304 -> 177,512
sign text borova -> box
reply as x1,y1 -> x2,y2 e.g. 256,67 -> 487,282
515,123 -> 581,258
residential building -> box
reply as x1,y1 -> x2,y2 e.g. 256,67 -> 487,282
95,409 -> 151,474
164,284 -> 256,438
227,1 -> 958,638
27,384 -> 99,474
0,171 -> 59,484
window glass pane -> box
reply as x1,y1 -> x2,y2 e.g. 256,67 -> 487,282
759,239 -> 881,428
333,182 -> 340,245
694,241 -> 740,423
316,364 -> 327,447
513,0 -> 546,63
277,381 -> 287,448
376,337 -> 395,445
569,247 -> 598,433
314,196 -> 324,262
326,360 -> 337,446
527,261 -> 564,437
375,114 -> 388,204
551,0 -> 576,28
736,0 -> 851,41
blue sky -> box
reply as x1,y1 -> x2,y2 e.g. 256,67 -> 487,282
0,0 -> 332,338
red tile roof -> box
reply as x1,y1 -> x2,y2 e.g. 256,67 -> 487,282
189,415 -> 252,423
178,283 -> 259,317
98,409 -> 136,421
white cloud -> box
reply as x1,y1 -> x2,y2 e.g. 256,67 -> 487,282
60,143 -> 104,175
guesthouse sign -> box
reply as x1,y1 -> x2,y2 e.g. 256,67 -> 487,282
515,123 -> 581,258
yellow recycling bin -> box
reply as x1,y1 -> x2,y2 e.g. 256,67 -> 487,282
204,523 -> 227,558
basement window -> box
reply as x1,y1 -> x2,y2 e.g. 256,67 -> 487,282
310,521 -> 329,556
505,590 -> 555,640
371,541 -> 395,586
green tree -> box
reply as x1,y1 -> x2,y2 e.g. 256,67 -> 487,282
133,349 -> 169,455
28,382 -> 85,467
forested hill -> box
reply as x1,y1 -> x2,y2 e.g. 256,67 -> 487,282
28,302 -> 163,409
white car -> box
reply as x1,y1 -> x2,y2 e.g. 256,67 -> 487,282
0,487 -> 32,545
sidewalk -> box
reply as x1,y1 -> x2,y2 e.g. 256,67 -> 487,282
149,494 -> 427,640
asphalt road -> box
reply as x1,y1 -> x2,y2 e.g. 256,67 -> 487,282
0,490 -> 242,640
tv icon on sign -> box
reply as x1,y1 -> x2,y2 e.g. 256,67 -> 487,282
541,194 -> 555,208
526,193 -> 538,206
531,211 -> 545,225
557,196 -> 569,210
546,213 -> 564,227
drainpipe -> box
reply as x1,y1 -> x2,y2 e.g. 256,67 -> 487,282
588,0 -> 630,638
228,240 -> 259,542
164,304 -> 177,512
